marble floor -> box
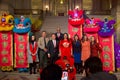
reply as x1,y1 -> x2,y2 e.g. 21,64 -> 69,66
0,71 -> 120,80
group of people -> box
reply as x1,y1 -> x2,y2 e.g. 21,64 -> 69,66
27,27 -> 103,75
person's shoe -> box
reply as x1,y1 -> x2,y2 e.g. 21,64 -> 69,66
77,70 -> 80,74
30,72 -> 32,74
34,71 -> 36,74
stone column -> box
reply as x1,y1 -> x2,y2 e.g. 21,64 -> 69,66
113,0 -> 120,43
14,0 -> 31,9
80,0 -> 83,9
0,0 -> 14,15
92,0 -> 101,13
25,0 -> 31,9
68,0 -> 72,10
74,0 -> 82,9
72,0 -> 75,9
101,0 -> 111,10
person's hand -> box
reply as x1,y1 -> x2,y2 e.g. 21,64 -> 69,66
48,54 -> 50,58
44,48 -> 47,52
32,54 -> 35,56
71,54 -> 74,57
71,55 -> 74,58
58,53 -> 61,57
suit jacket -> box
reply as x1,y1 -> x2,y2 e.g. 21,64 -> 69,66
55,32 -> 63,41
38,37 -> 49,50
47,40 -> 59,56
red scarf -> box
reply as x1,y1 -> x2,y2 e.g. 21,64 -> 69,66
29,42 -> 37,61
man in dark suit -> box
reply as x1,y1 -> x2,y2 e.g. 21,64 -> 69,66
81,57 -> 117,80
47,33 -> 59,64
55,27 -> 63,41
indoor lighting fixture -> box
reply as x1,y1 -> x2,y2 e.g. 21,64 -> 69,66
75,5 -> 79,9
45,5 -> 49,9
60,0 -> 63,4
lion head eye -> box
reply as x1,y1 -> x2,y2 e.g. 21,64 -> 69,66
8,18 -> 14,24
26,23 -> 29,26
1,18 -> 6,22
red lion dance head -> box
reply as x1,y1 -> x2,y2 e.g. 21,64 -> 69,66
68,9 -> 84,27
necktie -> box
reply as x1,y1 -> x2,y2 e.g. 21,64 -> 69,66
44,38 -> 47,48
57,33 -> 60,37
53,40 -> 56,47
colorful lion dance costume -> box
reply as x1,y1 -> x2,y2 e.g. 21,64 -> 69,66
68,9 -> 84,27
98,18 -> 115,37
0,13 -> 14,31
68,9 -> 84,39
13,16 -> 31,33
84,17 -> 101,33
55,57 -> 76,80
98,18 -> 116,71
0,13 -> 14,71
13,16 -> 31,72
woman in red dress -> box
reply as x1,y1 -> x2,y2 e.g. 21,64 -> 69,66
90,36 -> 102,57
59,33 -> 73,59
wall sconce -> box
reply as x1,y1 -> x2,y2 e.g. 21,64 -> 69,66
32,10 -> 38,14
60,0 -> 63,4
45,5 -> 49,10
75,6 -> 79,9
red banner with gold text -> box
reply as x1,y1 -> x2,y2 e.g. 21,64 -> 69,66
99,35 -> 115,71
68,24 -> 82,39
14,33 -> 28,68
0,31 -> 13,66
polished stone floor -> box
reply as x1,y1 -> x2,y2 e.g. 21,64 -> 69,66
0,71 -> 120,80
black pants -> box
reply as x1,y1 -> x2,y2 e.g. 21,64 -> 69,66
50,53 -> 58,64
74,63 -> 82,73
29,61 -> 36,74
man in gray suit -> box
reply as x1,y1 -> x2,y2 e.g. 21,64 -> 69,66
38,31 -> 49,70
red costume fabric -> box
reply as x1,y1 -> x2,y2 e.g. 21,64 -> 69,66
59,39 -> 72,59
55,57 -> 76,80
90,43 -> 102,57
29,42 -> 38,61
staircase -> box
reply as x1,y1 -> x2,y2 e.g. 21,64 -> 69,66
40,16 -> 68,33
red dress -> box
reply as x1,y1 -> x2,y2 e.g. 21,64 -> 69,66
59,39 -> 72,59
29,42 -> 38,61
90,43 -> 102,57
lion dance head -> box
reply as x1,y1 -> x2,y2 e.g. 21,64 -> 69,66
0,13 -> 14,31
13,16 -> 31,33
68,9 -> 84,27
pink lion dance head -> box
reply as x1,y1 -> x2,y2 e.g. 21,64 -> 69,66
68,9 -> 84,27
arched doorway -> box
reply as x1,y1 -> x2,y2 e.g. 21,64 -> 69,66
54,0 -> 68,16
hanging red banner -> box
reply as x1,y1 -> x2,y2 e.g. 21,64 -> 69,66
68,24 -> 82,39
14,33 -> 29,68
0,31 -> 13,66
99,35 -> 115,71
